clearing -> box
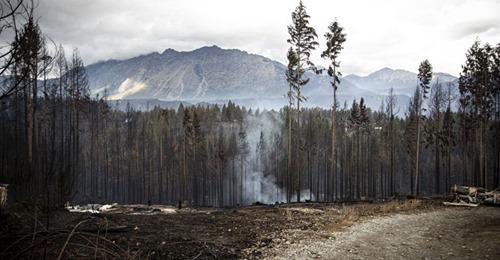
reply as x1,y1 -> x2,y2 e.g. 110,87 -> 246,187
1,200 -> 499,259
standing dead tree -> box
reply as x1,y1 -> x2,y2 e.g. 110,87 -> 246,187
0,0 -> 27,100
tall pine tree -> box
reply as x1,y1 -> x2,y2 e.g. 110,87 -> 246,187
287,1 -> 318,202
321,20 -> 346,201
285,47 -> 298,202
414,59 -> 432,195
459,40 -> 495,188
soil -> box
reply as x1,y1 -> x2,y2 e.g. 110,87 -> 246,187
1,200 -> 499,259
265,206 -> 500,260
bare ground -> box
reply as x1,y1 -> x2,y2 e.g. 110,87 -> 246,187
1,200 -> 499,259
263,207 -> 500,260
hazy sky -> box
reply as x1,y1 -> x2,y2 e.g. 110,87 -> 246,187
38,0 -> 500,76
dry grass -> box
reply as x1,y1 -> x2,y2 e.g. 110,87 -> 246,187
324,199 -> 438,233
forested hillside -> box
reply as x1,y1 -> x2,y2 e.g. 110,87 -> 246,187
1,65 -> 499,206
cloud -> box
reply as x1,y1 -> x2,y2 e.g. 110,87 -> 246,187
36,0 -> 500,76
451,20 -> 499,39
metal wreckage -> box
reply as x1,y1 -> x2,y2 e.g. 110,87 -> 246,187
444,185 -> 500,207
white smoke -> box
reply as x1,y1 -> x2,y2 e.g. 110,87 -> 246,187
239,110 -> 315,205
244,171 -> 283,204
244,170 -> 315,204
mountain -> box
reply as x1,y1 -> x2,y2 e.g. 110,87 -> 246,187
87,45 -> 291,100
86,46 -> 373,101
343,68 -> 458,96
85,46 -> 458,112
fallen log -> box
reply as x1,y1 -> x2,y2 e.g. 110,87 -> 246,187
443,202 -> 478,207
79,225 -> 135,233
482,190 -> 500,206
451,185 -> 486,196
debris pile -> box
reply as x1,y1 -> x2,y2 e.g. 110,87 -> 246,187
65,203 -> 178,215
65,203 -> 106,213
0,183 -> 7,210
444,185 -> 500,207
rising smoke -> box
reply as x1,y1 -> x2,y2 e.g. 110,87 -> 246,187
238,109 -> 314,205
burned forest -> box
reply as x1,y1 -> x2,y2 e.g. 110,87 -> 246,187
0,0 -> 500,259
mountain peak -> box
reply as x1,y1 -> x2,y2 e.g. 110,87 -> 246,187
368,67 -> 415,82
162,48 -> 178,55
370,67 -> 410,75
195,45 -> 222,51
378,67 -> 393,72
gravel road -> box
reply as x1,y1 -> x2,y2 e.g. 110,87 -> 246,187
270,207 -> 500,260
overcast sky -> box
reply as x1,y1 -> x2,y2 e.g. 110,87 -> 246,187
38,0 -> 500,76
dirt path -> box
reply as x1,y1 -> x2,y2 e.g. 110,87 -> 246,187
268,207 -> 500,260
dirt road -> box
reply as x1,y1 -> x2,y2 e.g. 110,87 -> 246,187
268,207 -> 500,260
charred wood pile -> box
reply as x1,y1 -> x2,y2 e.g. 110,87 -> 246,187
0,184 -> 7,211
444,185 -> 500,207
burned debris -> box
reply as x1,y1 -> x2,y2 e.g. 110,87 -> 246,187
444,185 -> 500,207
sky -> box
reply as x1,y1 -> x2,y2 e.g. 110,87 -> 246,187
37,0 -> 500,76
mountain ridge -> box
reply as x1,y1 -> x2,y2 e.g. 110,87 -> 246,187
85,46 -> 458,110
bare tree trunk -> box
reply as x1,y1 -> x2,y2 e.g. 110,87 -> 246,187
481,119 -> 487,188
287,84 -> 292,203
415,97 -> 421,196
331,75 -> 337,201
296,86 -> 301,202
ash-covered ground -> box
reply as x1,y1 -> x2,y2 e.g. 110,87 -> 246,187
1,200 -> 499,259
